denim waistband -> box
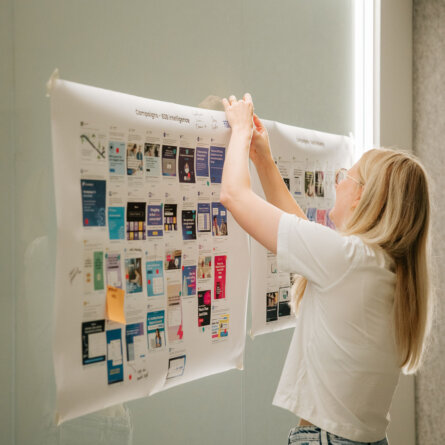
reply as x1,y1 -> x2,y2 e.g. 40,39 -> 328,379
289,425 -> 322,435
288,425 -> 389,445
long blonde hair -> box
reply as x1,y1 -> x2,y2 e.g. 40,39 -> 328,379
290,148 -> 435,374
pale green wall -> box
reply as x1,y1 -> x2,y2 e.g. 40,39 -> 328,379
8,1 -> 354,444
0,0 -> 15,443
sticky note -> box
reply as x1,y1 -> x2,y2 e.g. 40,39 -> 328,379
106,285 -> 126,324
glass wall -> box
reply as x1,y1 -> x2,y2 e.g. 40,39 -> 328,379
5,1 -> 354,443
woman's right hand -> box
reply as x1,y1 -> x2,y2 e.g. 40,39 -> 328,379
250,114 -> 273,165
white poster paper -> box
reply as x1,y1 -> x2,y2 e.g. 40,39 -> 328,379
50,78 -> 250,423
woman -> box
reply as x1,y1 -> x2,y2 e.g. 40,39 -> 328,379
220,94 -> 434,445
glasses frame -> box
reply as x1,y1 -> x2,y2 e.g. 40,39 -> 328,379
335,168 -> 364,187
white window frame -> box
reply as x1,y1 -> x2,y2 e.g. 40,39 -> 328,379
353,0 -> 380,163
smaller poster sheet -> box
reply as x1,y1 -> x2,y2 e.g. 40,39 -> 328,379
249,119 -> 353,337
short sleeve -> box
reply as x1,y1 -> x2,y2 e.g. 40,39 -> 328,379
277,212 -> 360,290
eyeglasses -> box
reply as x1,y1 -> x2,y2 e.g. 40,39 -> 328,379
335,168 -> 364,186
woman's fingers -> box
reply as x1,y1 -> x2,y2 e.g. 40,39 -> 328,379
253,114 -> 264,130
243,92 -> 253,105
223,93 -> 254,107
221,93 -> 255,133
222,97 -> 229,111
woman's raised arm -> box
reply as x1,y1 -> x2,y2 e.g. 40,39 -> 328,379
220,94 -> 283,254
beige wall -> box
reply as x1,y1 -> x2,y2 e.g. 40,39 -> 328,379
380,1 -> 416,444
413,1 -> 445,444
380,1 -> 445,444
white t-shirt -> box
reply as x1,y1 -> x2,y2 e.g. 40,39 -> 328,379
272,212 -> 401,443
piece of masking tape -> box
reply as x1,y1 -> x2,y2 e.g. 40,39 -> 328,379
198,95 -> 224,111
46,68 -> 60,97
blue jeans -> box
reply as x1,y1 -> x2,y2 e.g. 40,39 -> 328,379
288,425 -> 389,445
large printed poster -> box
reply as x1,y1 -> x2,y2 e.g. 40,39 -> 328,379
249,120 -> 353,337
50,78 -> 250,423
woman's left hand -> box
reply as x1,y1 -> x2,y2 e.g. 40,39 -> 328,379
222,93 -> 254,134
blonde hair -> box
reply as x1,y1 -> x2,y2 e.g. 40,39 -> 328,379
290,148 -> 435,374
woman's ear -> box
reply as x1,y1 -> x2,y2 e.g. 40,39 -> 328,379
351,185 -> 363,210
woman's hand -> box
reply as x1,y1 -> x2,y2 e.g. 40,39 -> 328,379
222,93 -> 254,135
250,114 -> 273,166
